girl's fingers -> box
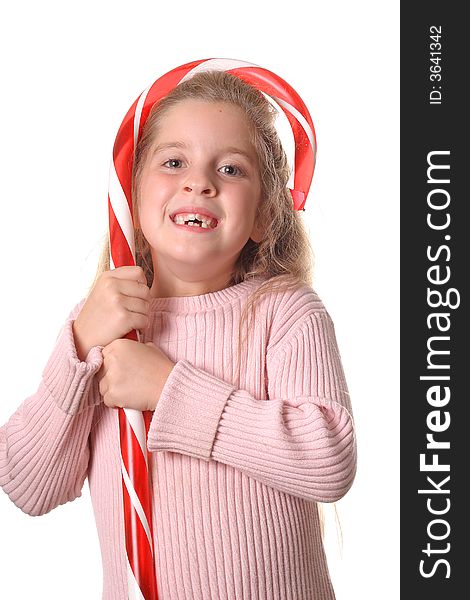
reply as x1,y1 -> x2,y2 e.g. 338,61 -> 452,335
120,295 -> 150,317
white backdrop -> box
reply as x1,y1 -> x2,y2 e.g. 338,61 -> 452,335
0,1 -> 399,598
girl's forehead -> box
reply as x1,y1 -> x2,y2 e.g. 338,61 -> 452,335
160,99 -> 249,126
152,101 -> 256,150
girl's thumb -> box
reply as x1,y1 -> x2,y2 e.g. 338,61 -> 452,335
145,341 -> 155,346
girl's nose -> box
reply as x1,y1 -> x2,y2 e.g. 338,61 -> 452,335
183,171 -> 216,196
183,184 -> 216,196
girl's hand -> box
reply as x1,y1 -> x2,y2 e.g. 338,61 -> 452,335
73,266 -> 151,361
97,339 -> 175,411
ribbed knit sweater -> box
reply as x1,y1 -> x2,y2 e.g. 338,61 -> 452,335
0,277 -> 356,600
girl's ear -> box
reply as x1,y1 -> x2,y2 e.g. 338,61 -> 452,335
249,201 -> 264,244
249,225 -> 263,244
249,215 -> 264,244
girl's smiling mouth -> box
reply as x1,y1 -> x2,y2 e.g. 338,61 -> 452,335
169,212 -> 221,233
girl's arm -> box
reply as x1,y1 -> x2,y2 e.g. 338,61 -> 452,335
147,307 -> 357,504
0,300 -> 103,516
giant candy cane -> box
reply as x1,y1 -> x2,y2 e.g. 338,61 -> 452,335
107,57 -> 317,599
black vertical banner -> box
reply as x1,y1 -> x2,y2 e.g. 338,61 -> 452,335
401,4 -> 468,598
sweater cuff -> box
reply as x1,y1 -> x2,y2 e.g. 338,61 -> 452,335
42,318 -> 104,416
147,359 -> 234,460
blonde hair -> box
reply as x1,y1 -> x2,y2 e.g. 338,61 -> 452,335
89,70 -> 337,540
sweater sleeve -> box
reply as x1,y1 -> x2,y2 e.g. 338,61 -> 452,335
147,307 -> 357,504
0,299 -> 104,516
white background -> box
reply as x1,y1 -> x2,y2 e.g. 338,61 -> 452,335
0,1 -> 399,598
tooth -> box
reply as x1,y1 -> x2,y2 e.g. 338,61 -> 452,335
173,212 -> 217,228
196,213 -> 212,223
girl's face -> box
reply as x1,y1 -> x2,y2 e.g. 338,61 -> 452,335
138,99 -> 263,296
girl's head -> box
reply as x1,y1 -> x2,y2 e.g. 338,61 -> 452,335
128,69 -> 314,291
134,98 -> 264,294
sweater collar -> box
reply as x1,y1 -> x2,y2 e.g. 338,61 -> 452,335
148,277 -> 266,313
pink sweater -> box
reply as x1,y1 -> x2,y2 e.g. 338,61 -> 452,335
0,277 -> 356,599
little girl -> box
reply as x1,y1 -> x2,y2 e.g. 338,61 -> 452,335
0,68 -> 357,599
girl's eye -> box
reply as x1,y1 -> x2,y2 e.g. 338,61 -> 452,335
163,158 -> 183,169
219,164 -> 243,177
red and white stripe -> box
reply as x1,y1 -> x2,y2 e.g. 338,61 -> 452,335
108,57 -> 317,599
108,102 -> 159,600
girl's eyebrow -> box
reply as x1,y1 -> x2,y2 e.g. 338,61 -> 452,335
152,141 -> 254,162
152,141 -> 187,154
